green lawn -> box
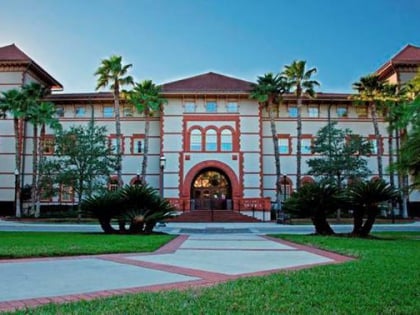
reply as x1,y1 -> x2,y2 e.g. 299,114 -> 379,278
7,232 -> 420,315
0,232 -> 175,258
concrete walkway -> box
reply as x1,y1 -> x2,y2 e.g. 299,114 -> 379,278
0,233 -> 352,312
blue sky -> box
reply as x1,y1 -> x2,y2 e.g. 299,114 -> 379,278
1,0 -> 419,93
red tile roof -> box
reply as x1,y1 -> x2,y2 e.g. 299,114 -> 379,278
0,44 -> 32,61
391,44 -> 420,61
0,44 -> 63,90
161,72 -> 253,93
376,44 -> 420,78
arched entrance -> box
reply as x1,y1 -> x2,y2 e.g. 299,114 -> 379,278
191,169 -> 232,210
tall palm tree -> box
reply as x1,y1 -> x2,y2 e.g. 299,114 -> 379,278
126,80 -> 167,183
380,83 -> 401,189
352,74 -> 385,180
250,73 -> 289,211
33,102 -> 61,217
24,83 -> 48,216
95,55 -> 134,185
0,89 -> 26,217
282,60 -> 320,190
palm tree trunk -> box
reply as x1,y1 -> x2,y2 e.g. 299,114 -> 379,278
31,124 -> 38,216
34,124 -> 45,217
360,206 -> 378,237
388,120 -> 394,188
114,84 -> 123,186
296,97 -> 302,190
141,109 -> 150,184
388,118 -> 396,215
14,118 -> 22,218
370,102 -> 383,179
267,104 -> 282,212
351,208 -> 364,236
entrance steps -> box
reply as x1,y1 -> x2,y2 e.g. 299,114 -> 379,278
169,210 -> 261,223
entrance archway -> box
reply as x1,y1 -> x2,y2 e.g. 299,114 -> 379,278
182,160 -> 241,211
191,169 -> 232,210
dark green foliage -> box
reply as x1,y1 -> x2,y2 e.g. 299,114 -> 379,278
346,179 -> 399,236
83,185 -> 176,234
283,182 -> 341,235
307,122 -> 371,188
41,122 -> 117,218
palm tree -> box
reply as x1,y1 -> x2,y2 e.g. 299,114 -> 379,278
24,83 -> 48,216
33,102 -> 61,217
95,55 -> 134,185
126,80 -> 167,183
282,60 -> 320,190
346,180 -> 398,237
250,73 -> 289,211
0,89 -> 26,217
352,74 -> 385,180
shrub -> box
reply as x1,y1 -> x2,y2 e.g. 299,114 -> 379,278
283,182 -> 341,235
82,185 -> 176,234
345,180 -> 398,237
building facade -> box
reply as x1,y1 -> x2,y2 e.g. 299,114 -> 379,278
1,44 -> 419,218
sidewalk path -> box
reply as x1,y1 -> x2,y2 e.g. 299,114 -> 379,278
1,219 -> 419,234
0,234 -> 352,312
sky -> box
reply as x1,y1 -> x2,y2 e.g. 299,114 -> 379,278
1,0 -> 419,93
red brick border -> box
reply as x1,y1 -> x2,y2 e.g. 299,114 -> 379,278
0,235 -> 354,312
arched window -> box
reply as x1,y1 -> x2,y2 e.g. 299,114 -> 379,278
221,129 -> 233,151
190,129 -> 202,151
205,129 -> 217,151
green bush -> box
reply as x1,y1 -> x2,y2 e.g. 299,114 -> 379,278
345,179 -> 398,236
82,185 -> 176,234
283,182 -> 341,235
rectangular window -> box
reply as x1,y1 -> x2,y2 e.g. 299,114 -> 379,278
206,101 -> 217,113
75,106 -> 86,117
368,136 -> 381,155
226,102 -> 238,112
301,138 -> 313,154
42,136 -> 55,155
337,106 -> 348,117
60,185 -> 73,202
103,106 -> 114,118
184,102 -> 196,113
56,107 -> 65,118
123,106 -> 133,117
308,106 -> 319,118
355,106 -> 368,118
131,138 -> 143,154
109,137 -> 123,154
288,106 -> 298,118
278,138 -> 290,154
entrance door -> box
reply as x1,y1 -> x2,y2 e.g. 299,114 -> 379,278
191,169 -> 231,210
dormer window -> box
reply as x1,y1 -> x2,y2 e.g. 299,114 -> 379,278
185,102 -> 196,113
226,102 -> 238,112
206,101 -> 217,113
75,106 -> 86,117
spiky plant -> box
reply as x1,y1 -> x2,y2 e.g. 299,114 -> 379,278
82,190 -> 122,234
83,184 -> 176,234
283,182 -> 341,235
346,180 -> 398,236
119,185 -> 176,234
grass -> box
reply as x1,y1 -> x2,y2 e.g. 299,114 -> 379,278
7,232 -> 420,314
0,232 -> 175,259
